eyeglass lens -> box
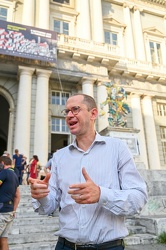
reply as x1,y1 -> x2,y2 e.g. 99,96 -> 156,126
62,106 -> 80,116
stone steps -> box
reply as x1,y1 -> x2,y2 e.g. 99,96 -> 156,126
9,232 -> 57,245
126,215 -> 166,235
8,183 -> 165,249
125,233 -> 158,246
13,216 -> 59,226
9,242 -> 56,250
10,223 -> 59,235
9,185 -> 57,249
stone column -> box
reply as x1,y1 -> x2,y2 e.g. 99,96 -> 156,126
161,17 -> 166,65
133,6 -> 146,61
34,69 -> 52,166
97,82 -> 108,132
123,3 -> 135,59
90,0 -> 104,43
7,108 -> 14,157
81,78 -> 94,97
14,66 -> 35,160
130,93 -> 148,168
142,95 -> 160,169
37,0 -> 49,29
22,0 -> 34,26
76,0 -> 91,40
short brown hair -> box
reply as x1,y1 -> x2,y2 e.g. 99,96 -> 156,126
71,94 -> 97,110
0,156 -> 12,165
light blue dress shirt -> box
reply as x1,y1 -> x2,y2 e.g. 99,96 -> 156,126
39,133 -> 147,244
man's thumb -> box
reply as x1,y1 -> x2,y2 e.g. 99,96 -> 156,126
82,167 -> 90,181
42,172 -> 51,184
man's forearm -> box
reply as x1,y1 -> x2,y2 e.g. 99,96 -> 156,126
13,197 -> 20,211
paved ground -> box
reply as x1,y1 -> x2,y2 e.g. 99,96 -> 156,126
125,244 -> 166,250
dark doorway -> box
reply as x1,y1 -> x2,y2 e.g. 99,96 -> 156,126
51,133 -> 70,155
0,95 -> 9,156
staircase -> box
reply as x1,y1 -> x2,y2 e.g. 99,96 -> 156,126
9,185 -> 58,250
125,169 -> 166,246
8,170 -> 166,249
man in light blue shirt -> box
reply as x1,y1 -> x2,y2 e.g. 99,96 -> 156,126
29,94 -> 147,250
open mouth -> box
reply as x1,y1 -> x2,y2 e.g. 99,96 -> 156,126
68,120 -> 78,128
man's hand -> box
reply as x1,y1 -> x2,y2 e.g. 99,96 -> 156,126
68,167 -> 100,204
29,173 -> 51,199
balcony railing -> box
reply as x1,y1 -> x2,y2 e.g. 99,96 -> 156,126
57,34 -> 120,56
57,34 -> 166,78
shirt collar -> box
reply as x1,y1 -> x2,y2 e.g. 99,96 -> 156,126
69,132 -> 106,151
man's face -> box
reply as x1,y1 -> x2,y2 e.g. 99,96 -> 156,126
65,95 -> 92,136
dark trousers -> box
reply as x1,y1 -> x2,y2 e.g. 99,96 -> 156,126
55,241 -> 125,250
14,167 -> 23,185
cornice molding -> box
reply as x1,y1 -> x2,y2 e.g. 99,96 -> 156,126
145,0 -> 166,6
111,0 -> 166,7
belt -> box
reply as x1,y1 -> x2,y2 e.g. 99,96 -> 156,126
2,201 -> 13,205
58,237 -> 124,250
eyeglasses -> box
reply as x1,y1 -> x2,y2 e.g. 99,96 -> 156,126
61,106 -> 81,117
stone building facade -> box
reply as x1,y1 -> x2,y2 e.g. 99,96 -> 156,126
0,0 -> 166,168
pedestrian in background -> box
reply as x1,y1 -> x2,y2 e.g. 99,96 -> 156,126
29,94 -> 147,250
29,155 -> 39,179
13,149 -> 27,185
0,156 -> 20,250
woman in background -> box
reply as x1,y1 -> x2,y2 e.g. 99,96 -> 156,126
29,155 -> 39,179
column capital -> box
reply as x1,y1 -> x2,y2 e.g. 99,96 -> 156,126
79,77 -> 96,84
133,5 -> 143,12
123,2 -> 133,9
36,69 -> 52,78
96,80 -> 108,87
123,2 -> 129,8
130,92 -> 142,97
18,66 -> 35,76
133,5 -> 139,11
142,94 -> 154,100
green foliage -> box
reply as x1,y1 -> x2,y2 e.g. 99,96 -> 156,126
157,232 -> 166,244
100,81 -> 130,127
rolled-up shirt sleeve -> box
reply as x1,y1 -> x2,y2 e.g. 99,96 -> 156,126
38,160 -> 61,215
98,142 -> 148,216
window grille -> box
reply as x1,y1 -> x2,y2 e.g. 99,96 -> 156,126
51,91 -> 69,105
157,103 -> 166,117
0,7 -> 7,21
51,117 -> 69,133
149,41 -> 162,64
54,20 -> 69,35
160,126 -> 166,164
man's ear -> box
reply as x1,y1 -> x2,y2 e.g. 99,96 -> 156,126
90,108 -> 98,120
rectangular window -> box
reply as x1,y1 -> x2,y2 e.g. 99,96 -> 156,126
62,92 -> 69,105
157,103 -> 166,117
149,41 -> 162,64
53,0 -> 70,4
0,7 -> 7,21
160,127 -> 166,164
51,91 -> 69,105
54,20 -> 69,35
104,31 -> 118,45
51,92 -> 60,105
51,117 -> 69,133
